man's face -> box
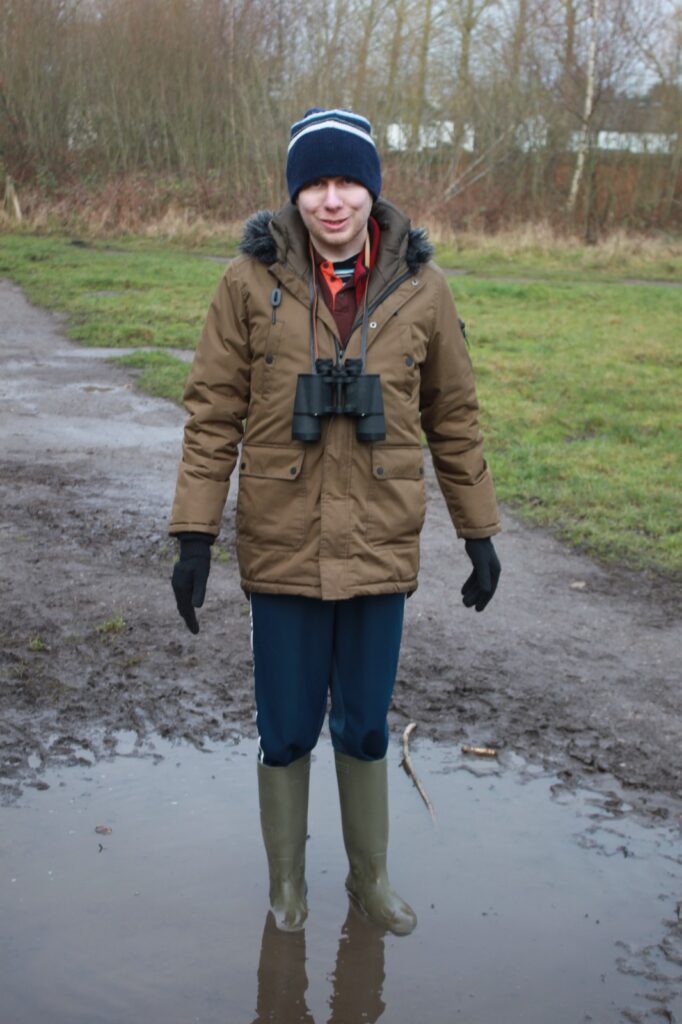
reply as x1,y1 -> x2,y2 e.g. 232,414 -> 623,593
296,177 -> 373,261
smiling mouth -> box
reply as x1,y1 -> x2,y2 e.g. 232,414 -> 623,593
319,218 -> 349,230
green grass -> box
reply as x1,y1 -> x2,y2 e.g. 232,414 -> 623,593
455,275 -> 681,572
1,230 -> 680,574
0,233 -> 227,348
433,236 -> 682,283
95,614 -> 126,635
117,350 -> 190,404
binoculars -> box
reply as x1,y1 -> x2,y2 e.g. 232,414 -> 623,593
292,358 -> 385,443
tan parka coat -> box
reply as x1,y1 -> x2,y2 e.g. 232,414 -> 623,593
169,199 -> 499,600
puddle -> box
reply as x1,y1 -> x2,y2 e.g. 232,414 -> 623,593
1,737 -> 681,1024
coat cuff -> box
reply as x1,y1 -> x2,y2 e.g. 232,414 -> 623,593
440,473 -> 501,539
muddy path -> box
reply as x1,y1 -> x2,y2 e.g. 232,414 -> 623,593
1,279 -> 680,817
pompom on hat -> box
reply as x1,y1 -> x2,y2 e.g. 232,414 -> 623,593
286,108 -> 382,201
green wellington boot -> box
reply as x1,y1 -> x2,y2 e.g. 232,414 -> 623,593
257,754 -> 310,932
335,752 -> 417,936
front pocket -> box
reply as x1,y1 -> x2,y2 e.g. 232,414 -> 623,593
368,445 -> 426,545
236,444 -> 306,550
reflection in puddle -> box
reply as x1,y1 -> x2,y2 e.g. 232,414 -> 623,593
1,737 -> 681,1024
252,912 -> 316,1024
328,906 -> 385,1024
251,906 -> 386,1024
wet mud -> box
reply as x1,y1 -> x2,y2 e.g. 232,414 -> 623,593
0,278 -> 680,817
2,738 -> 681,1023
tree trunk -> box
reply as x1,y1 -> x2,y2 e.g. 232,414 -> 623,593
510,0 -> 528,89
562,0 -> 576,97
567,0 -> 600,216
381,0 -> 406,143
352,0 -> 379,111
410,0 -> 433,149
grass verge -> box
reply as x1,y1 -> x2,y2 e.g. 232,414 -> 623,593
457,275 -> 681,573
0,233 -> 228,348
429,223 -> 682,282
117,350 -> 190,404
1,229 -> 680,575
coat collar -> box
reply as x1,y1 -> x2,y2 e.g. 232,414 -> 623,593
238,199 -> 434,286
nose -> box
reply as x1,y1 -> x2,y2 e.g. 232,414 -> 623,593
323,184 -> 343,209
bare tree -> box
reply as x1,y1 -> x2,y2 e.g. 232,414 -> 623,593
409,0 -> 434,148
567,0 -> 600,214
0,0 -> 678,229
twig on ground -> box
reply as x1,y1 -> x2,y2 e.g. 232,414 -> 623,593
462,745 -> 498,758
400,722 -> 437,824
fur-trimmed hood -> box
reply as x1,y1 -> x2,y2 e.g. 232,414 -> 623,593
238,200 -> 434,276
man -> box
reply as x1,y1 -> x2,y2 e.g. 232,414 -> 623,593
169,108 -> 501,936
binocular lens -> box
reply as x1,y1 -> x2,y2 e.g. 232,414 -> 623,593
292,412 -> 322,443
292,365 -> 385,443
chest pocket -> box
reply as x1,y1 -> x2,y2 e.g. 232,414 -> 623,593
369,323 -> 424,397
236,444 -> 306,550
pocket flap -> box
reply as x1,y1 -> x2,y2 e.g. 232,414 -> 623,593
371,446 -> 424,480
240,445 -> 304,480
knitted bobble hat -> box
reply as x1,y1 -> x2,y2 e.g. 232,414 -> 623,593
286,108 -> 382,201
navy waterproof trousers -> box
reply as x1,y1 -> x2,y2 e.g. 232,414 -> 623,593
250,593 -> 406,767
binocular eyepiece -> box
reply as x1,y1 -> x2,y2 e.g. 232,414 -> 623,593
292,357 -> 385,443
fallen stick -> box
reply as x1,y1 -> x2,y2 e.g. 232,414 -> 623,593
400,722 -> 437,824
462,745 -> 498,758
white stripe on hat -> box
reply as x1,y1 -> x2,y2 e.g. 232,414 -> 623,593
290,108 -> 371,135
287,119 -> 377,154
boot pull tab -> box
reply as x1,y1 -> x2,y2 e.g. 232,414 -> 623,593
270,288 -> 282,324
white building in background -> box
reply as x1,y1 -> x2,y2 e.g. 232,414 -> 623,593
593,131 -> 676,154
386,122 -> 475,152
385,123 -> 410,151
566,129 -> 676,153
386,118 -> 676,156
515,116 -> 549,152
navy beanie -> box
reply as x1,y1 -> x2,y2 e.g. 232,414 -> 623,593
286,108 -> 382,201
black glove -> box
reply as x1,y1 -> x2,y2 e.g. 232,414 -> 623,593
461,538 -> 501,612
171,532 -> 213,634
